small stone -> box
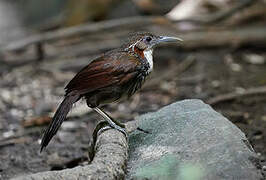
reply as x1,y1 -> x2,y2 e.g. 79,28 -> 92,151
261,116 -> 266,122
243,54 -> 265,65
260,155 -> 265,162
61,121 -> 82,131
58,131 -> 76,143
243,112 -> 250,119
3,130 -> 15,138
235,87 -> 246,94
1,89 -> 12,102
211,80 -> 221,88
47,153 -> 67,167
262,166 -> 266,171
37,138 -> 41,145
254,135 -> 262,140
230,63 -> 242,72
195,86 -> 202,93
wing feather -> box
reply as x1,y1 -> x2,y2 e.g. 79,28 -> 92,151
65,52 -> 141,95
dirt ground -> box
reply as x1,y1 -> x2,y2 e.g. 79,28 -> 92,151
0,46 -> 265,179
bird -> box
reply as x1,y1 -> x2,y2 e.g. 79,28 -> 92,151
40,32 -> 182,152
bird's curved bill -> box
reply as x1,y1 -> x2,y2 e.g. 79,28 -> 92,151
158,36 -> 183,43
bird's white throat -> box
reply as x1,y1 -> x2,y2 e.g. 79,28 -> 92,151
143,49 -> 153,73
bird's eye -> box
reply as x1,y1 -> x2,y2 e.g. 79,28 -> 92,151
145,36 -> 152,42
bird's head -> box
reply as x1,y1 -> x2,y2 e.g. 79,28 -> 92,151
124,32 -> 183,52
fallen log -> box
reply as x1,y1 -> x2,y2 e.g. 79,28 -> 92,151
11,120 -> 139,180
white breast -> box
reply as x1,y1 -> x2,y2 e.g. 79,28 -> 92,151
143,49 -> 153,73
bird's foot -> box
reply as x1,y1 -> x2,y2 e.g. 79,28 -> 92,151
96,120 -> 128,139
109,123 -> 128,139
97,124 -> 112,135
95,121 -> 127,139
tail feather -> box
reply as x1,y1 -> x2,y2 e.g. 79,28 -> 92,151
40,93 -> 79,152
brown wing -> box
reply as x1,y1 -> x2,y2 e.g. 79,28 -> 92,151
65,52 -> 141,95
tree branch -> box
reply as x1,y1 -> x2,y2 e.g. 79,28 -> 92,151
207,86 -> 266,105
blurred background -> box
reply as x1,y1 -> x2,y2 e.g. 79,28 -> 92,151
0,0 -> 266,179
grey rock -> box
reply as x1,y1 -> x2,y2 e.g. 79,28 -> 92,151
128,99 -> 263,180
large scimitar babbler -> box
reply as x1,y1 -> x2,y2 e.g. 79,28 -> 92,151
40,32 -> 182,152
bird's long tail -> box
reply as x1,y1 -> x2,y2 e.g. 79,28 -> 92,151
40,93 -> 80,152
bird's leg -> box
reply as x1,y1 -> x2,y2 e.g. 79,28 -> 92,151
93,107 -> 127,137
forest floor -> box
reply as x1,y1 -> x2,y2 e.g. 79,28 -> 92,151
0,46 -> 265,179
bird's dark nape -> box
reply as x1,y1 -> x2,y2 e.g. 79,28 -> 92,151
40,93 -> 80,152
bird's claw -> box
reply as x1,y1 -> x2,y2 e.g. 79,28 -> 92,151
110,124 -> 128,139
97,121 -> 128,139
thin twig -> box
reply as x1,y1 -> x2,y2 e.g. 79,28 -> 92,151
207,86 -> 266,105
0,0 -> 260,52
1,16 -> 168,51
181,25 -> 266,49
0,127 -> 41,142
0,137 -> 31,148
